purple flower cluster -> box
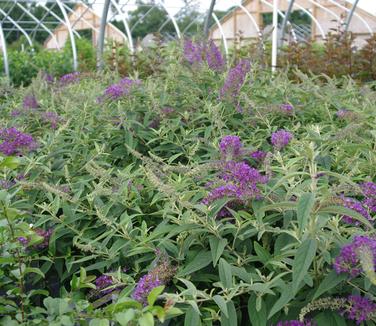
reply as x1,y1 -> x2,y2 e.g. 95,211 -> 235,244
95,275 -> 115,295
132,273 -> 162,305
205,40 -> 225,72
276,321 -> 315,326
361,181 -> 376,213
183,39 -> 204,65
280,103 -> 294,114
344,295 -> 376,325
0,127 -> 36,156
34,228 -> 53,249
18,237 -> 29,246
219,135 -> 243,160
203,161 -> 267,217
250,150 -> 267,162
220,59 -> 250,101
23,95 -> 39,110
0,174 -> 25,189
103,77 -> 141,100
333,235 -> 376,277
59,72 -> 80,85
43,72 -> 54,84
42,111 -> 61,129
340,196 -> 372,226
271,130 -> 293,150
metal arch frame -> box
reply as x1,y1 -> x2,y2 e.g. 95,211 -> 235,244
212,12 -> 229,57
62,2 -> 99,33
40,3 -> 81,39
30,1 -> 59,40
97,0 -> 110,70
0,22 -> 9,79
260,0 -> 298,42
131,6 -> 156,33
306,0 -> 340,22
158,0 -> 181,39
110,0 -> 134,53
16,2 -> 60,49
0,7 -> 33,47
326,0 -> 372,35
238,3 -> 262,38
345,0 -> 360,33
56,0 -> 77,71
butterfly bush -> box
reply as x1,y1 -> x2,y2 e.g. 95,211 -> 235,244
103,77 -> 141,101
340,196 -> 372,226
59,72 -> 80,85
205,40 -> 225,72
333,235 -> 376,277
183,39 -> 203,65
271,129 -> 293,150
95,275 -> 116,295
219,135 -> 243,160
250,150 -> 267,162
361,181 -> 376,213
220,59 -> 250,101
280,103 -> 294,114
23,95 -> 39,110
276,321 -> 315,326
0,127 -> 37,156
42,111 -> 61,129
344,295 -> 376,325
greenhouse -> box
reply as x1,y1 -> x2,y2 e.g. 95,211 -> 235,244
1,0 -> 376,325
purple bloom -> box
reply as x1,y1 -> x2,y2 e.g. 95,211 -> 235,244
34,228 -> 53,249
276,321 -> 314,326
43,73 -> 54,84
0,127 -> 37,156
271,130 -> 293,150
132,273 -> 162,306
206,40 -> 225,72
11,110 -> 22,117
18,237 -> 29,246
0,179 -> 15,189
336,109 -> 350,119
341,196 -> 372,226
361,181 -> 376,213
161,107 -> 175,116
220,59 -> 250,101
95,275 -> 115,295
280,103 -> 294,114
183,39 -> 203,65
344,295 -> 376,325
219,135 -> 243,159
59,72 -> 80,85
42,111 -> 61,129
251,150 -> 267,161
23,95 -> 39,110
103,78 -> 141,100
333,235 -> 376,277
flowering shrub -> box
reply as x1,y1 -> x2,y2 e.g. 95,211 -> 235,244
1,42 -> 376,326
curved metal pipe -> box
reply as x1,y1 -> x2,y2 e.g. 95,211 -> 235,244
0,22 -> 9,80
16,2 -> 60,49
306,0 -> 340,21
0,8 -> 33,46
238,3 -> 261,36
212,12 -> 228,57
326,0 -> 372,35
97,0 -> 110,70
131,6 -> 155,33
110,0 -> 134,53
344,0 -> 360,33
56,0 -> 77,71
158,0 -> 181,38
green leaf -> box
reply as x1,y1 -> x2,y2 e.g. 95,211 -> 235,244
89,319 -> 109,326
297,193 -> 315,231
209,236 -> 228,267
138,312 -> 154,326
314,311 -> 347,326
219,258 -> 233,289
313,271 -> 348,300
268,285 -> 294,318
319,205 -> 373,229
248,294 -> 267,326
253,242 -> 271,264
213,295 -> 228,318
0,156 -> 19,170
220,300 -> 237,326
292,238 -> 317,294
147,285 -> 165,306
178,251 -> 212,276
184,306 -> 201,326
24,268 -> 45,278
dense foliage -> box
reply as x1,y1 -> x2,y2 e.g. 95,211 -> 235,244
1,40 -> 376,326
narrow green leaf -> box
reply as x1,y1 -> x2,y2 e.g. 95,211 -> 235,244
24,267 -> 45,278
139,312 -> 154,326
147,285 -> 165,306
248,294 -> 267,326
213,295 -> 228,318
89,319 -> 109,326
115,310 -> 136,326
253,242 -> 271,263
313,271 -> 347,300
209,236 -> 228,267
314,311 -> 347,326
319,205 -> 373,229
292,239 -> 317,294
221,300 -> 237,326
178,251 -> 212,276
219,258 -> 233,289
268,288 -> 293,318
297,193 -> 315,231
184,306 -> 201,326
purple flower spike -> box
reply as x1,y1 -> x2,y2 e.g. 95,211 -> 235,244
345,295 -> 376,325
206,40 -> 225,72
34,228 -> 53,249
183,39 -> 203,65
0,127 -> 37,156
132,273 -> 162,306
220,59 -> 250,101
23,95 -> 39,110
280,103 -> 294,114
333,235 -> 376,277
219,135 -> 243,159
361,181 -> 376,213
42,111 -> 61,129
18,237 -> 29,246
104,78 -> 141,100
251,150 -> 267,161
340,196 -> 371,226
59,72 -> 80,85
271,130 -> 293,150
95,275 -> 115,295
